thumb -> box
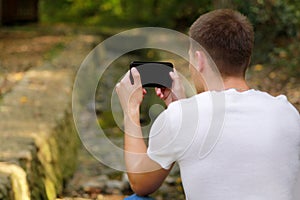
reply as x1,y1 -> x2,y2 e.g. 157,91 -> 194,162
169,68 -> 180,80
131,67 -> 142,85
169,68 -> 186,99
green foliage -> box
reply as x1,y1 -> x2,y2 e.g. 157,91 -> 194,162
39,0 -> 300,73
39,0 -> 211,28
235,0 -> 300,65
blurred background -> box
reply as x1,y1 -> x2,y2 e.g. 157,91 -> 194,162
0,0 -> 299,199
1,0 -> 299,105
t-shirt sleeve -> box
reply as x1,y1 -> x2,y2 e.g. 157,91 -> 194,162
147,102 -> 182,169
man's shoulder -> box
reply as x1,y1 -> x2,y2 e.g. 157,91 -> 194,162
226,90 -> 299,128
165,89 -> 299,119
252,90 -> 299,116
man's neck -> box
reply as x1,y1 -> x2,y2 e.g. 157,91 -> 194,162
196,76 -> 250,93
222,76 -> 250,91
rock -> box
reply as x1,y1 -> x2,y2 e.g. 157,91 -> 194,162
96,194 -> 104,200
106,180 -> 124,190
121,173 -> 129,184
0,173 -> 11,199
158,184 -> 173,194
121,173 -> 130,191
96,175 -> 109,183
0,34 -> 97,200
105,180 -> 124,194
82,178 -> 105,194
165,176 -> 176,185
169,163 -> 180,175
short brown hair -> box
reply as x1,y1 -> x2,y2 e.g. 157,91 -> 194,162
189,9 -> 254,77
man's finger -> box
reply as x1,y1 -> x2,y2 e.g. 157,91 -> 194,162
155,87 -> 161,96
143,88 -> 147,96
170,68 -> 180,80
131,67 -> 142,85
143,88 -> 147,95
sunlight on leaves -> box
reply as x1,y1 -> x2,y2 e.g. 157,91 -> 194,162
254,64 -> 263,71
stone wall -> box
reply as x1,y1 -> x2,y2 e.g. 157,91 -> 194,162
0,35 -> 98,200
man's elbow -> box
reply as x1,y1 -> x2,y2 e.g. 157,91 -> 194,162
130,180 -> 156,196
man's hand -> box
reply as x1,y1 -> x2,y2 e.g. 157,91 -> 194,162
116,67 -> 146,116
155,68 -> 185,106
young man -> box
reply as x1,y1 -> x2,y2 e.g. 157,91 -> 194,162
116,9 -> 300,199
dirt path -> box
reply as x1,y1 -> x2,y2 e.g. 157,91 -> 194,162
0,27 -> 73,96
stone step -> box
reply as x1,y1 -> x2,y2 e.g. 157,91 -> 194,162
0,35 -> 100,200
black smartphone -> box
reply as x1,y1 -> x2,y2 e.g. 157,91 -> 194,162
129,61 -> 173,88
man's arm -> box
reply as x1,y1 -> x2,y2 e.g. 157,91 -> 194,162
116,67 -> 184,196
124,106 -> 173,196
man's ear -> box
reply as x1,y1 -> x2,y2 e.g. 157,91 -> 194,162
195,50 -> 206,72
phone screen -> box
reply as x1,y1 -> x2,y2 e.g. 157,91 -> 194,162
130,61 -> 173,88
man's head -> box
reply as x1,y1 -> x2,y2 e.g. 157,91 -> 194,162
189,9 -> 254,80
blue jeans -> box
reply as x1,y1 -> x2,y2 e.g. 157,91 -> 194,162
124,194 -> 155,200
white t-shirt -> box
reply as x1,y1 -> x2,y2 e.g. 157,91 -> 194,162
147,89 -> 300,200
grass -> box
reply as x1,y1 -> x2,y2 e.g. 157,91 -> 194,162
43,42 -> 66,61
